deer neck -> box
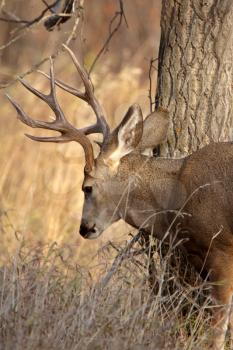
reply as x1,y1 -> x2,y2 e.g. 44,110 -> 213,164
116,154 -> 186,237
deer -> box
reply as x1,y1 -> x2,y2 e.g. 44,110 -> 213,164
6,44 -> 233,350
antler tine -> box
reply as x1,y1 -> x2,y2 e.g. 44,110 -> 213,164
37,47 -> 110,140
37,71 -> 99,137
18,58 -> 66,123
37,70 -> 87,102
37,69 -> 107,136
37,70 -> 106,136
6,57 -> 95,173
7,91 -> 94,173
6,58 -> 68,133
48,57 -> 64,121
62,44 -> 110,140
5,93 -> 57,131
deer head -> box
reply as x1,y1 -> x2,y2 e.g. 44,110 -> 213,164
7,45 -> 169,239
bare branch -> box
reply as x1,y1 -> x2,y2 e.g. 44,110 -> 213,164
41,0 -> 60,14
0,16 -> 28,24
97,231 -> 142,288
88,0 -> 128,75
148,57 -> 158,113
0,0 -> 59,30
0,0 -> 84,89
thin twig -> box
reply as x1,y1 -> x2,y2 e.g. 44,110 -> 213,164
1,9 -> 23,23
88,0 -> 128,75
148,57 -> 158,113
41,0 -> 59,14
0,0 -> 58,30
97,231 -> 142,288
0,0 -> 84,89
0,17 -> 28,24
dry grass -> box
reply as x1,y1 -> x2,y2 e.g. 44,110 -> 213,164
0,234 -> 213,350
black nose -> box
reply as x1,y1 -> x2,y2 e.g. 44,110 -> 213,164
80,223 -> 89,238
79,223 -> 96,238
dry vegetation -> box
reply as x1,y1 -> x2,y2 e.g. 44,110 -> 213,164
0,235 -> 213,350
0,1 -> 223,349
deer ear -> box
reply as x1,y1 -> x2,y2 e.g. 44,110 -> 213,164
136,108 -> 169,153
118,103 -> 143,150
103,104 -> 143,168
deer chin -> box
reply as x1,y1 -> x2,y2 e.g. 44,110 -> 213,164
84,227 -> 103,240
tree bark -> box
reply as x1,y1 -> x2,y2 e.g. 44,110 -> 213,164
156,0 -> 233,157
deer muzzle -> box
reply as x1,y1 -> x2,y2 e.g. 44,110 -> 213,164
79,222 -> 100,239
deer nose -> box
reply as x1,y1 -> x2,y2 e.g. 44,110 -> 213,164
80,223 -> 89,237
79,223 -> 96,238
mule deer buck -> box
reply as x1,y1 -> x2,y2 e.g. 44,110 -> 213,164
7,45 -> 233,350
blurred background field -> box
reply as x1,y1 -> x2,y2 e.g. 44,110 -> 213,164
0,0 -> 161,265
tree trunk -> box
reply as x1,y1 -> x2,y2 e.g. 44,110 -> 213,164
156,0 -> 233,157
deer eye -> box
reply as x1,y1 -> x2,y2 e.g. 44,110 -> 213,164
83,186 -> 92,195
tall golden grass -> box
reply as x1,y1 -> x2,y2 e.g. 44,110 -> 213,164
0,237 -> 213,350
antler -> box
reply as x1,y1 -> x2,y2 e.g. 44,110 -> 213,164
6,57 -> 95,173
38,44 -> 110,140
